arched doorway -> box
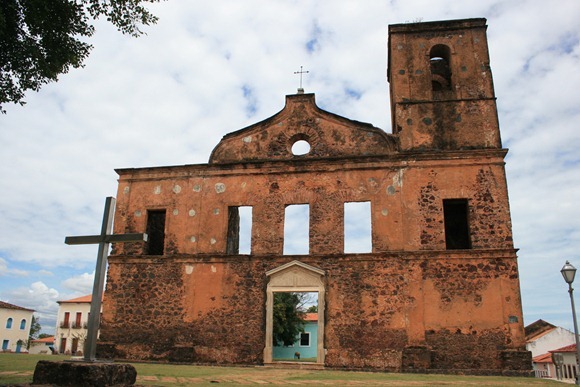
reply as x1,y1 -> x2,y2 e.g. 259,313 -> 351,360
264,261 -> 325,365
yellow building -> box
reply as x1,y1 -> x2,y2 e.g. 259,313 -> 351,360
0,301 -> 34,353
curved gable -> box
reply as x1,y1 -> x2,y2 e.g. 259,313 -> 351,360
209,93 -> 398,164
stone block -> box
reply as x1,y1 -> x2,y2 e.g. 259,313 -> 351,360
402,346 -> 433,371
96,342 -> 118,360
168,345 -> 195,362
33,360 -> 137,386
500,349 -> 534,371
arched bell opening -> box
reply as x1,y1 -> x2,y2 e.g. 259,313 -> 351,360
430,44 -> 452,98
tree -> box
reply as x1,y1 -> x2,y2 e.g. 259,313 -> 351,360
306,305 -> 318,313
29,315 -> 41,339
0,0 -> 161,113
26,315 -> 41,349
272,292 -> 306,347
38,333 -> 52,339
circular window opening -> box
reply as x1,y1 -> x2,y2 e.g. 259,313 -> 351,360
291,140 -> 311,156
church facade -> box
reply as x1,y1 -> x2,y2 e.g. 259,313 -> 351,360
99,18 -> 532,374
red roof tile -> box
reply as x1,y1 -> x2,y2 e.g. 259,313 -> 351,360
550,343 -> 577,353
32,336 -> 55,344
304,313 -> 318,322
57,294 -> 92,304
0,300 -> 34,312
533,352 -> 553,363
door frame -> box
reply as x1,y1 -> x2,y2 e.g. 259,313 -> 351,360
264,261 -> 325,365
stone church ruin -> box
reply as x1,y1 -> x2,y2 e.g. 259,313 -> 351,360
99,18 -> 532,374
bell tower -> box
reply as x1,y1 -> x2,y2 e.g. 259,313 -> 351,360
388,18 -> 502,151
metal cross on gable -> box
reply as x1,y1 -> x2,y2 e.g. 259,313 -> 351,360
65,196 -> 147,361
294,65 -> 309,92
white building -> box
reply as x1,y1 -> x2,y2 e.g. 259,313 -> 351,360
526,319 -> 577,379
525,319 -> 576,358
549,344 -> 579,382
54,295 -> 97,355
0,301 -> 34,353
29,336 -> 55,355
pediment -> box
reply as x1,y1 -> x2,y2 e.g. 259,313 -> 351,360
266,260 -> 325,289
209,93 -> 398,164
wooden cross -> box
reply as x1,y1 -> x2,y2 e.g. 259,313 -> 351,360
294,66 -> 309,90
65,196 -> 147,361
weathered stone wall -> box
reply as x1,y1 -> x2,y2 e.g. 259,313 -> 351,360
100,18 -> 531,375
112,153 -> 513,257
103,115 -> 527,372
102,258 -> 269,364
101,252 -> 525,372
388,18 -> 502,151
209,93 -> 397,164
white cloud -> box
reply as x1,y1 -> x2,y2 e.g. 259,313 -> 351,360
61,272 -> 94,295
0,258 -> 29,277
2,282 -> 60,335
344,202 -> 372,253
284,205 -> 310,255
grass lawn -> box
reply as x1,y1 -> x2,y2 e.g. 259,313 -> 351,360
0,353 -> 562,386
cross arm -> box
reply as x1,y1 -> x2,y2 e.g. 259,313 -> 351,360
65,233 -> 148,245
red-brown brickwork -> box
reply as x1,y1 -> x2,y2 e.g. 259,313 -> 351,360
99,18 -> 532,376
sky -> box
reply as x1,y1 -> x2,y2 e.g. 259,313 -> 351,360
0,0 -> 579,337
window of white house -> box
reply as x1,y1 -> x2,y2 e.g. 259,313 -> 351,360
6,318 -> 12,329
19,319 -> 26,330
299,332 -> 310,347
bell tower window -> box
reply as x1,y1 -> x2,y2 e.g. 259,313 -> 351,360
430,44 -> 452,93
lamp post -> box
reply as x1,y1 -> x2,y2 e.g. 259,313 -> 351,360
561,261 -> 580,385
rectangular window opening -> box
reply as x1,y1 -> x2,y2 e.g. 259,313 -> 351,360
299,332 -> 310,347
344,201 -> 372,253
443,199 -> 471,250
146,209 -> 166,255
226,206 -> 252,255
283,204 -> 309,255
